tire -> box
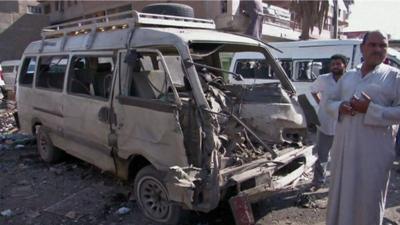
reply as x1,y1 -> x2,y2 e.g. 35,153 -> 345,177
36,126 -> 63,163
142,3 -> 194,18
134,165 -> 182,225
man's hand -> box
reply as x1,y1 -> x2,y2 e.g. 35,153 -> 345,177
339,101 -> 353,116
350,92 -> 371,114
311,92 -> 321,105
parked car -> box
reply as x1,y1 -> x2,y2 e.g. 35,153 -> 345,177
17,8 -> 316,224
1,60 -> 20,100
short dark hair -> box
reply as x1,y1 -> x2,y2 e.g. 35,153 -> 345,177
331,54 -> 348,65
361,30 -> 387,45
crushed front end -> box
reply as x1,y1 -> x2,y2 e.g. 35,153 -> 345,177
163,42 -> 317,214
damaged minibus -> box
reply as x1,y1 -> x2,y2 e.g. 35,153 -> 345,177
17,10 -> 316,224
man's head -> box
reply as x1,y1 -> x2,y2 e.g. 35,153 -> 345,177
361,30 -> 388,67
330,54 -> 347,76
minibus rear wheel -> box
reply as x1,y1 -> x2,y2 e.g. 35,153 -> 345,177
36,126 -> 64,163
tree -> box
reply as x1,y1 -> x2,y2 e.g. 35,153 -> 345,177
290,0 -> 330,40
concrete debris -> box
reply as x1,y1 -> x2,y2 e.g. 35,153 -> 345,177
295,193 -> 327,209
115,207 -> 130,215
49,166 -> 64,175
10,185 -> 33,198
0,108 -> 35,151
17,179 -> 30,186
0,209 -> 13,217
0,143 -> 10,151
65,210 -> 77,219
15,144 -> 25,149
0,109 -> 18,134
0,133 -> 35,148
26,210 -> 40,219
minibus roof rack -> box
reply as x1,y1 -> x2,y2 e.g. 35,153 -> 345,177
41,10 -> 216,39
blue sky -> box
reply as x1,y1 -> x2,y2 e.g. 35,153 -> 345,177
346,0 -> 400,39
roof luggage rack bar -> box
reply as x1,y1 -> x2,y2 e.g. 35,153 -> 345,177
41,10 -> 216,39
135,11 -> 215,29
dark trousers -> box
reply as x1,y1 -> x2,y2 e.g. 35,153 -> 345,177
313,129 -> 334,185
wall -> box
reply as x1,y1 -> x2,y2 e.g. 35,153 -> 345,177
0,14 -> 49,61
43,0 -> 223,24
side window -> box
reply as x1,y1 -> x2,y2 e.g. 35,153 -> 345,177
292,59 -> 337,81
235,59 -> 275,79
36,55 -> 68,90
19,57 -> 36,86
280,60 -> 293,79
160,55 -> 185,87
68,55 -> 115,99
125,53 -> 169,100
2,66 -> 14,73
312,59 -> 332,77
295,61 -> 312,81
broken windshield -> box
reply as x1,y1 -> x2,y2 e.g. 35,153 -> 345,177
189,43 -> 295,93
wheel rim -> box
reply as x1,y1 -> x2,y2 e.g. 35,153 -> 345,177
137,176 -> 170,220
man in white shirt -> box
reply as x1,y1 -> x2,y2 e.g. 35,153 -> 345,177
309,54 -> 347,189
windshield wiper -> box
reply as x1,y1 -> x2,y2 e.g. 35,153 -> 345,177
184,59 -> 244,81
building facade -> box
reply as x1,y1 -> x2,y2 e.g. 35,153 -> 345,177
0,0 -> 49,61
39,0 -> 352,41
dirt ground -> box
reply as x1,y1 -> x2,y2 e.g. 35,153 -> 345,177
1,110 -> 400,225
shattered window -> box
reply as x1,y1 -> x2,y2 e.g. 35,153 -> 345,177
189,43 -> 286,87
36,55 -> 68,91
160,55 -> 185,87
68,55 -> 115,99
121,49 -> 184,101
19,57 -> 36,86
126,54 -> 169,99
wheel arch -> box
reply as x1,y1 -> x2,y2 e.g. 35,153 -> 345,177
127,154 -> 152,182
31,117 -> 42,135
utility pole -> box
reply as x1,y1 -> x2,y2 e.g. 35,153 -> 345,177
333,0 -> 338,38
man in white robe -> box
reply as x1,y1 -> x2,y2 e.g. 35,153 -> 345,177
324,31 -> 400,225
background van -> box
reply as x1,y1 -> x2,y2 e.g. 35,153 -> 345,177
1,60 -> 20,100
228,39 -> 400,108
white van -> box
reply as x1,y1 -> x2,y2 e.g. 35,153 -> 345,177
271,39 -> 400,107
1,60 -> 20,99
229,39 -> 400,107
268,39 -> 400,80
17,9 -> 316,224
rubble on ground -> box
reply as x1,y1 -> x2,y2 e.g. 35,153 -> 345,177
0,108 -> 18,134
0,107 -> 35,151
0,209 -> 13,217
